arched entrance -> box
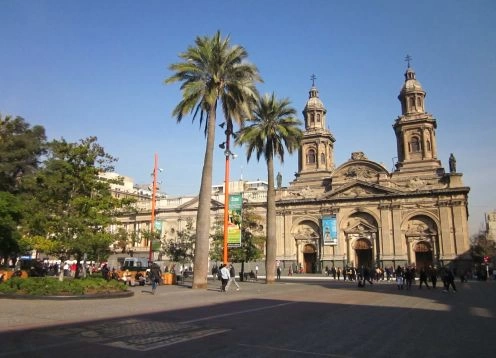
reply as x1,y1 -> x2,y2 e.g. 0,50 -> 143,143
354,239 -> 373,268
303,244 -> 317,273
414,241 -> 433,270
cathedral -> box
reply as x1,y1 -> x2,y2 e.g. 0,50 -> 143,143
264,64 -> 471,273
112,65 -> 471,275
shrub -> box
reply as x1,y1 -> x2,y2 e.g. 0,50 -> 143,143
0,277 -> 128,296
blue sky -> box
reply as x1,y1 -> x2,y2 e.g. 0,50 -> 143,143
1,0 -> 495,235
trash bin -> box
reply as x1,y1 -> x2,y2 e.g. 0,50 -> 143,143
163,273 -> 176,285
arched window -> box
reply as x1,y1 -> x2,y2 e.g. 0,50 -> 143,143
320,153 -> 326,164
409,97 -> 415,110
317,114 -> 321,122
410,137 -> 421,152
426,140 -> 431,151
310,113 -> 315,124
416,97 -> 422,107
307,149 -> 316,164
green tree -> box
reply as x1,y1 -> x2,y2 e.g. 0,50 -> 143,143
0,114 -> 46,193
210,208 -> 265,279
471,230 -> 496,263
21,137 -> 134,275
0,192 -> 23,265
236,93 -> 302,283
162,218 -> 195,271
165,31 -> 261,289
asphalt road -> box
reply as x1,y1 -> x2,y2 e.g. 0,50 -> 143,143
0,277 -> 495,358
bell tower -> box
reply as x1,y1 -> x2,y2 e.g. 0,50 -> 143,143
393,58 -> 441,173
292,75 -> 335,190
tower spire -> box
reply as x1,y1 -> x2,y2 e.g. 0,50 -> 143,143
405,54 -> 412,68
310,73 -> 317,87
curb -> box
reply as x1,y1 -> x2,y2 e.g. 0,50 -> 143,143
0,290 -> 134,300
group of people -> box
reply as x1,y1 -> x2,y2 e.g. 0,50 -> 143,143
217,264 -> 240,292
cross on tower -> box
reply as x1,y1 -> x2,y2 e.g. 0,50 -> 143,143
310,74 -> 317,87
405,54 -> 412,68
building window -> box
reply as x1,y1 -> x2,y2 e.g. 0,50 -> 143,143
310,113 -> 315,124
410,137 -> 421,152
321,153 -> 326,164
317,114 -> 321,122
307,149 -> 316,164
426,140 -> 431,151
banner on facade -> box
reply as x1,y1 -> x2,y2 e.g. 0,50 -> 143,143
228,193 -> 242,247
322,215 -> 337,245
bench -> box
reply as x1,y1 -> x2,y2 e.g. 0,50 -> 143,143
243,271 -> 257,281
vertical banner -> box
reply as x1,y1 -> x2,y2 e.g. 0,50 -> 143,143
322,215 -> 337,245
228,193 -> 242,247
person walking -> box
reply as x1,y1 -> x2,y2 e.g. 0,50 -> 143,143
276,266 -> 281,280
149,263 -> 162,295
428,266 -> 438,288
418,268 -> 430,289
226,264 -> 240,291
219,264 -> 230,292
443,268 -> 457,293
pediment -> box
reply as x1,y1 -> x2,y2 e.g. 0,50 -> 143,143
344,221 -> 377,235
176,196 -> 223,211
332,159 -> 389,182
320,180 -> 403,199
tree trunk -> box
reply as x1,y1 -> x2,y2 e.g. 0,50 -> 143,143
192,107 -> 217,289
265,156 -> 276,284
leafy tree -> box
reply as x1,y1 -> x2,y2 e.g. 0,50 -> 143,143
21,137 -> 134,275
0,114 -> 46,193
165,31 -> 261,289
471,230 -> 496,263
236,93 -> 302,283
210,207 -> 265,277
0,192 -> 23,265
161,218 -> 195,271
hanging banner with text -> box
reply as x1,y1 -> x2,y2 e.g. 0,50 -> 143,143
322,215 -> 338,245
228,193 -> 242,247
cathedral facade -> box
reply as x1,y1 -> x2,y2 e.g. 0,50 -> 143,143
261,66 -> 471,273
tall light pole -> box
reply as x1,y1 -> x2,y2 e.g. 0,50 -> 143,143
220,121 -> 233,265
148,153 -> 158,262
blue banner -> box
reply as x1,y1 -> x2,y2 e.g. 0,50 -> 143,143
322,215 -> 337,245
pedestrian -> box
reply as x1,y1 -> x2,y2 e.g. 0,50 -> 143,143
443,268 -> 457,293
337,267 -> 341,280
418,268 -> 430,289
395,265 -> 404,290
428,266 -> 437,288
149,263 -> 162,294
331,266 -> 336,280
255,265 -> 259,280
101,264 -> 110,281
220,264 -> 230,292
226,264 -> 240,291
277,266 -> 281,280
288,266 -> 293,276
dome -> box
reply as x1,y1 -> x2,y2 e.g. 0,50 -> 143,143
399,67 -> 425,95
305,86 -> 326,110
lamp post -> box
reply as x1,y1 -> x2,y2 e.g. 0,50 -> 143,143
148,153 -> 159,263
220,121 -> 234,265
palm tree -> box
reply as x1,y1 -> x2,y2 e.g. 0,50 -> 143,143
236,93 -> 303,283
165,31 -> 261,289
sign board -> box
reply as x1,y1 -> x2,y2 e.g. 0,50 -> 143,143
228,193 -> 242,247
322,215 -> 338,245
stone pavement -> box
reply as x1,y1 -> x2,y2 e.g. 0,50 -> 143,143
0,276 -> 495,357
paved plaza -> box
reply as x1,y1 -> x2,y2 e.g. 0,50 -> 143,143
0,276 -> 495,357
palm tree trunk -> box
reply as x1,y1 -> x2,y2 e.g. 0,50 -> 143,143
192,107 -> 217,289
265,155 -> 276,283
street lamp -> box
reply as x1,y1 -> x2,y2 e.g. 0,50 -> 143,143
148,153 -> 160,262
220,120 -> 235,265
